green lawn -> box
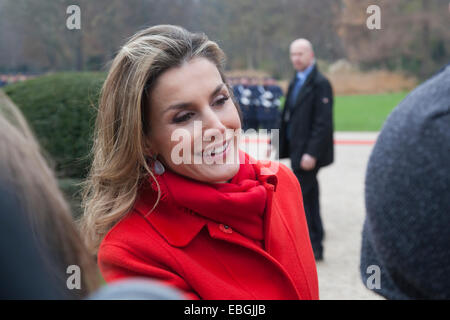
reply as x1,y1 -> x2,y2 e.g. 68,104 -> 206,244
334,92 -> 409,131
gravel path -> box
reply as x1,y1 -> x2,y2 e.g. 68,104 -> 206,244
312,133 -> 382,300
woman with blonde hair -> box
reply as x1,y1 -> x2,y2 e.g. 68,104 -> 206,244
82,25 -> 319,300
0,91 -> 100,298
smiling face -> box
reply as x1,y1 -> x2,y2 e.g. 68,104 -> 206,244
146,57 -> 242,183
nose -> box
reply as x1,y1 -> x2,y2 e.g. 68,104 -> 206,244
202,108 -> 226,143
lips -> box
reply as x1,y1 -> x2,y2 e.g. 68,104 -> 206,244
203,140 -> 230,157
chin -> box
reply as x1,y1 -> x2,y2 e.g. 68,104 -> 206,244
197,162 -> 240,184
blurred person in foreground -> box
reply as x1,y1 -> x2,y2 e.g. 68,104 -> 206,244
361,63 -> 450,299
0,91 -> 100,299
279,39 -> 334,261
82,25 -> 319,300
0,91 -> 184,300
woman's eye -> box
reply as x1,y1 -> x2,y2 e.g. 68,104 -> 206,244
172,95 -> 229,123
213,95 -> 230,106
173,112 -> 194,123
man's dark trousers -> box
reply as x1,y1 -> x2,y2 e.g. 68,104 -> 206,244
294,167 -> 324,256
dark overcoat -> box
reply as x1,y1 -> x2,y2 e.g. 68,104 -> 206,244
279,66 -> 334,171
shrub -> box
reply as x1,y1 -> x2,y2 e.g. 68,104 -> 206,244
4,72 -> 105,179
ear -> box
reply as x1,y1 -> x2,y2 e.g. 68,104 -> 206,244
143,138 -> 156,157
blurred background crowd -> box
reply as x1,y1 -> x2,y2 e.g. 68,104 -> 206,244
230,76 -> 283,131
0,74 -> 35,87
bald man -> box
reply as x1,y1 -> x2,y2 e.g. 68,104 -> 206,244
279,39 -> 334,261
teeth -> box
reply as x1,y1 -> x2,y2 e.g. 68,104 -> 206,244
214,143 -> 227,154
206,142 -> 228,156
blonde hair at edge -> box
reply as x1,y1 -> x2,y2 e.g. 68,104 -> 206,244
0,91 -> 100,297
80,25 -> 237,254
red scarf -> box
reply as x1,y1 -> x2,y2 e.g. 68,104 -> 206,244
148,150 -> 268,242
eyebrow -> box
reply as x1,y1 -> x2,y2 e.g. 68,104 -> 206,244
163,83 -> 225,115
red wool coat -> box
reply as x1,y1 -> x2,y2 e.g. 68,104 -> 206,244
98,152 -> 319,300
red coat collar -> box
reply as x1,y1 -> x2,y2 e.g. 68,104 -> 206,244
134,151 -> 278,247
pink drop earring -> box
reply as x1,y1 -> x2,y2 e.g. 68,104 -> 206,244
152,154 -> 165,175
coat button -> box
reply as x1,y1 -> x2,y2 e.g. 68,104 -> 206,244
219,224 -> 233,234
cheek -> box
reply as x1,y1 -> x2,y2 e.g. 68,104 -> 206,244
153,132 -> 172,157
150,123 -> 180,155
224,103 -> 242,129
166,127 -> 197,161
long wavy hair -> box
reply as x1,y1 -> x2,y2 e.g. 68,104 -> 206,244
0,91 -> 100,298
80,25 -> 239,254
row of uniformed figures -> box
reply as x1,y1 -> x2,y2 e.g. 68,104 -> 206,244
228,77 -> 283,131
